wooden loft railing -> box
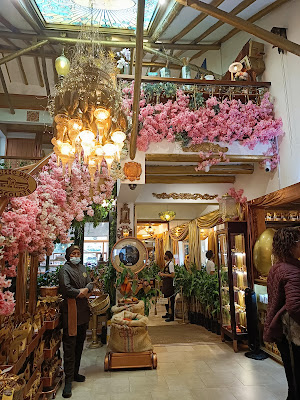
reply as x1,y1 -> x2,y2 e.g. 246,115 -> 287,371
117,74 -> 271,87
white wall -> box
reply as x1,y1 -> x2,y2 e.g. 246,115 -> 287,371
217,0 -> 300,189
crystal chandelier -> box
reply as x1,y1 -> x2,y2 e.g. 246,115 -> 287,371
159,211 -> 176,222
50,28 -> 128,181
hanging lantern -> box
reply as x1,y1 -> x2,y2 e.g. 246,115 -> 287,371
55,52 -> 70,76
219,194 -> 238,221
159,211 -> 176,222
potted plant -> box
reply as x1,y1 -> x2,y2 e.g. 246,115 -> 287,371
37,266 -> 62,297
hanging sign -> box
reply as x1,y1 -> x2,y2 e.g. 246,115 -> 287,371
0,169 -> 37,197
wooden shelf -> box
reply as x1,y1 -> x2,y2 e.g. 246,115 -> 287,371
24,358 -> 43,396
34,381 -> 43,400
44,316 -> 60,330
44,342 -> 60,360
27,325 -> 46,356
265,221 -> 300,228
118,74 -> 271,87
42,366 -> 62,388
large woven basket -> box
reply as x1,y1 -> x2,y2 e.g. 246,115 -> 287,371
89,294 -> 110,315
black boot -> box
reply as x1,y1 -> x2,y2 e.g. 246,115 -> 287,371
74,373 -> 86,382
62,382 -> 72,398
162,314 -> 169,319
165,317 -> 174,322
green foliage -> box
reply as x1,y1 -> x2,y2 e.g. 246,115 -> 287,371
143,82 -> 177,99
37,265 -> 62,289
175,131 -> 191,147
174,265 -> 220,320
70,199 -> 116,245
138,262 -> 160,282
189,92 -> 205,110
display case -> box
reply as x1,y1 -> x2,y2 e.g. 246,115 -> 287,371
216,222 -> 252,352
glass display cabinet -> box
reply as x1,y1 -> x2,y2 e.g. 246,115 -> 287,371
216,222 -> 252,352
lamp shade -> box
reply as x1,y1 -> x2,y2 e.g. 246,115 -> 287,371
111,130 -> 126,144
159,211 -> 176,222
55,55 -> 70,76
228,62 -> 243,73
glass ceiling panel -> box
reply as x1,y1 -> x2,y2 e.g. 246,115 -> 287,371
33,0 -> 159,30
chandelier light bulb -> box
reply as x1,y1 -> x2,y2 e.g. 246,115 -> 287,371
55,54 -> 70,76
103,143 -> 117,157
79,130 -> 95,144
60,142 -> 73,156
95,144 -> 104,156
111,130 -> 126,144
94,107 -> 110,121
68,119 -> 83,132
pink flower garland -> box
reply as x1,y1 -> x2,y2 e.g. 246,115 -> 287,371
123,84 -> 283,167
0,155 -> 115,315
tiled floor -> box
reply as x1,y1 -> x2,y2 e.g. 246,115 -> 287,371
56,304 -> 288,400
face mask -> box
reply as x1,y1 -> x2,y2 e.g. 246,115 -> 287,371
70,257 -> 81,265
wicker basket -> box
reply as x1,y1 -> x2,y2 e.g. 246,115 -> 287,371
89,294 -> 110,315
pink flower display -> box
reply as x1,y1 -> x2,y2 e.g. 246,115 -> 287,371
0,155 -> 115,315
123,86 -> 283,168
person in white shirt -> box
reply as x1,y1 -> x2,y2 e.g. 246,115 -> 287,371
159,251 -> 175,322
206,250 -> 216,275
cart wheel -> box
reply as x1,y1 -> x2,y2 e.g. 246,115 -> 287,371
104,353 -> 109,371
152,352 -> 157,369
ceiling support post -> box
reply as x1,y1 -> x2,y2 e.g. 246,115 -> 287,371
129,0 -> 145,160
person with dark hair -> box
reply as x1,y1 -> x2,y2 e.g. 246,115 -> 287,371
59,245 -> 94,398
159,251 -> 175,322
264,228 -> 300,400
206,250 -> 215,275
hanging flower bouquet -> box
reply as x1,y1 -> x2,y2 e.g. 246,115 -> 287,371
122,82 -> 283,168
0,154 -> 115,313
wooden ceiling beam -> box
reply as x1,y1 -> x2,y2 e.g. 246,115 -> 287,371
0,40 -> 48,66
146,175 -> 236,184
0,67 -> 15,114
34,57 -> 44,87
0,93 -> 48,109
151,2 -> 184,43
149,2 -> 184,65
40,47 -> 50,96
0,31 -> 219,50
1,40 -> 29,86
0,15 -> 19,33
135,62 -> 181,70
130,0 -> 145,160
11,0 -> 56,53
219,0 -> 291,45
175,0 -> 256,59
146,154 -> 271,163
146,164 -> 254,175
177,0 -> 300,57
191,0 -> 290,61
143,46 -> 221,78
5,123 -> 52,133
148,1 -> 169,38
172,0 -> 225,44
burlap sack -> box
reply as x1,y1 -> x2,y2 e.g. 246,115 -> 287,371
108,311 -> 153,353
111,301 -> 145,315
